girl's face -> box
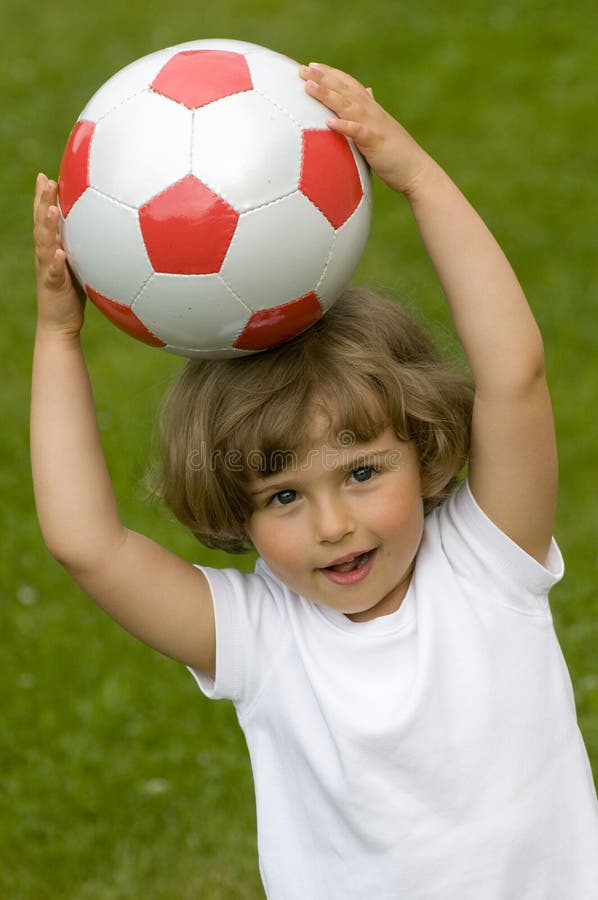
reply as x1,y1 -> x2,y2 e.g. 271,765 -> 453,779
246,422 -> 425,622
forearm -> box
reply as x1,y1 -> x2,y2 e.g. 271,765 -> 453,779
302,64 -> 544,394
31,328 -> 124,569
31,318 -> 217,676
406,160 -> 545,394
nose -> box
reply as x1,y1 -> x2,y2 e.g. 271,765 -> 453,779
313,492 -> 355,544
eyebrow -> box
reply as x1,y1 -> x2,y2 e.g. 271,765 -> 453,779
248,448 -> 399,497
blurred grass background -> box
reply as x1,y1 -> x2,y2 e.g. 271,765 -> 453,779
1,0 -> 597,896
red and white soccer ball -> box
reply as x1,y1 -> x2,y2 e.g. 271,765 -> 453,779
58,39 -> 372,357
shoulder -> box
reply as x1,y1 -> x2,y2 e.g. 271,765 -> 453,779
189,559 -> 294,701
421,479 -> 563,608
197,557 -> 292,624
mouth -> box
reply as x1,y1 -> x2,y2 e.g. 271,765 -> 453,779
319,549 -> 377,586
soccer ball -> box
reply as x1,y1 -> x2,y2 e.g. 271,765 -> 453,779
58,39 -> 372,358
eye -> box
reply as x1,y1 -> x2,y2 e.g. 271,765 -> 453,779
269,489 -> 298,507
350,465 -> 377,484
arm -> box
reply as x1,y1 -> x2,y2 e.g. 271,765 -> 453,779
301,65 -> 557,563
31,175 -> 215,675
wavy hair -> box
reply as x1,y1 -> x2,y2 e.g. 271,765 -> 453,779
154,288 -> 474,553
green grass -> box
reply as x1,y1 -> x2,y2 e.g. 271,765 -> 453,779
2,0 -> 597,896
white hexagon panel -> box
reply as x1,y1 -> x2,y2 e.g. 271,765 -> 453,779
221,193 -> 334,310
90,92 -> 193,208
61,190 -> 153,302
57,39 -> 372,357
191,92 -> 302,212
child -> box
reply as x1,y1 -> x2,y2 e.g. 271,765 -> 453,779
32,63 -> 598,898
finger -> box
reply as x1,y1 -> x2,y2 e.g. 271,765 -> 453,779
52,247 -> 68,274
34,179 -> 59,236
301,66 -> 371,123
44,248 -> 69,290
35,203 -> 60,248
325,116 -> 370,147
34,173 -> 57,209
305,62 -> 354,83
35,203 -> 63,267
302,75 -> 353,118
33,172 -> 50,222
48,246 -> 64,276
302,62 -> 367,96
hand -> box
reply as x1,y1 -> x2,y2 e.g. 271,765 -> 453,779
300,63 -> 432,196
33,173 -> 86,337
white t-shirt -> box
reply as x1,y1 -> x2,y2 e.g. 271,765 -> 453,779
189,481 -> 598,899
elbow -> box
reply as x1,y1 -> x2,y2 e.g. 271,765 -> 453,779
39,529 -> 84,573
512,342 -> 547,395
36,522 -> 70,569
516,336 -> 548,395
477,328 -> 548,399
37,522 -> 123,578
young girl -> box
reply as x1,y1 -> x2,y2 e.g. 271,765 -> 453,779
32,63 -> 598,897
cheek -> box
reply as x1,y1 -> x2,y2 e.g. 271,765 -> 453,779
378,489 -> 423,527
247,516 -> 300,570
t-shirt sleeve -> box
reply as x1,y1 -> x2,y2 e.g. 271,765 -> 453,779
434,479 -> 564,615
187,563 -> 289,707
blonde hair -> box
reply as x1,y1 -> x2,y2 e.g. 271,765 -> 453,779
155,289 -> 473,553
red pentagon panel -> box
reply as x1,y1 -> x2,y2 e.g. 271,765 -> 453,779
150,50 -> 253,109
139,175 -> 239,275
86,286 -> 166,347
300,131 -> 364,229
58,120 -> 95,217
233,292 -> 323,351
